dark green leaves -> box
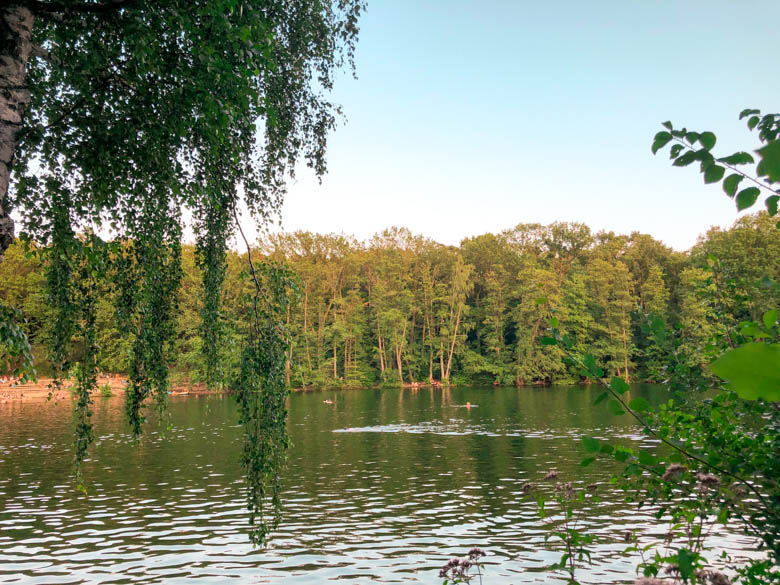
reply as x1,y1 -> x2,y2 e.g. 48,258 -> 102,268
722,173 -> 743,197
698,132 -> 716,150
583,436 -> 601,453
710,342 -> 780,401
607,399 -> 625,416
672,151 -> 697,167
767,195 -> 779,216
757,140 -> 780,182
736,187 -> 760,211
628,397 -> 650,412
651,131 -> 672,154
583,354 -> 603,378
676,549 -> 697,583
609,376 -> 629,395
703,164 -> 725,184
717,151 -> 754,165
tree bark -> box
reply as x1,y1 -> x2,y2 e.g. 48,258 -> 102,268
0,5 -> 34,262
445,303 -> 462,381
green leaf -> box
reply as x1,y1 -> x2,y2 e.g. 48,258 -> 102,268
593,391 -> 608,406
748,115 -> 760,130
740,108 -> 760,120
736,187 -> 760,211
580,457 -> 596,467
610,376 -> 630,395
672,151 -> 696,167
717,151 -> 754,165
651,131 -> 673,154
599,443 -> 614,455
677,549 -> 696,583
763,309 -> 779,330
699,132 -> 716,150
583,436 -> 601,453
669,143 -> 684,159
757,140 -> 780,182
767,195 -> 779,216
535,297 -> 547,305
684,131 -> 699,145
547,317 -> 559,328
703,164 -> 725,184
583,354 -> 603,377
638,450 -> 656,466
722,173 -> 743,197
540,336 -> 557,345
710,342 -> 780,401
628,397 -> 650,412
662,121 -> 673,130
739,321 -> 763,338
607,399 -> 625,416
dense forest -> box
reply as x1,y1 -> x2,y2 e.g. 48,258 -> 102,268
1,212 -> 778,389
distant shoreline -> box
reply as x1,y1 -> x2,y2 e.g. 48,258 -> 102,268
0,376 -> 221,404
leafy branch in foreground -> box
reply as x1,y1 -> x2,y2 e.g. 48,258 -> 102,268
651,109 -> 780,221
233,214 -> 299,545
1,0 -> 364,525
541,303 -> 780,584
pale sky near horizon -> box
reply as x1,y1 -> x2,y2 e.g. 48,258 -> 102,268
257,0 -> 780,252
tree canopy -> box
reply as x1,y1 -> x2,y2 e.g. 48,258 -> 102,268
0,0 -> 363,543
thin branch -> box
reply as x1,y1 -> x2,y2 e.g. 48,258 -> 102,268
232,205 -> 261,334
575,353 -> 772,512
670,136 -> 777,194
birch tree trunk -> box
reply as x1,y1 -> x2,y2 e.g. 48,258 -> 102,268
0,6 -> 34,262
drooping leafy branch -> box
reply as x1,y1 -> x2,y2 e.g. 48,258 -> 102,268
1,0 -> 364,539
233,211 -> 299,545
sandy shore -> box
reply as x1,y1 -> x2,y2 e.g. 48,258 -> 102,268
0,376 -> 217,403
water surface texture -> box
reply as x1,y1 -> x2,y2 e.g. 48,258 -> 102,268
0,386 -> 755,583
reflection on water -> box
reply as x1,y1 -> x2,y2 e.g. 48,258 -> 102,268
0,386 -> 755,584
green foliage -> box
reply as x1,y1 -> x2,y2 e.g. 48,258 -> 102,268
233,260 -> 297,546
524,473 -> 598,585
2,0 -> 364,544
526,111 -> 780,583
710,342 -> 780,401
654,110 -> 780,223
3,214 -> 777,396
0,301 -> 35,382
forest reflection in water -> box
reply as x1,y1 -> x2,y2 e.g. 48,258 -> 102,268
0,385 -> 757,584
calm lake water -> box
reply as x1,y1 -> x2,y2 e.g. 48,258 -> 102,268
0,385 -> 756,584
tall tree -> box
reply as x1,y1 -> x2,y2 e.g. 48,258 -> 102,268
0,0 -> 363,545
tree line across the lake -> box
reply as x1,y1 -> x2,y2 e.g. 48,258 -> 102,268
1,212 -> 777,389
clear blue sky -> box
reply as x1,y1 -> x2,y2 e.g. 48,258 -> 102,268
272,0 -> 779,250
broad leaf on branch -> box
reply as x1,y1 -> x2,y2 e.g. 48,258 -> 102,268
757,140 -> 780,183
710,342 -> 780,401
736,187 -> 760,211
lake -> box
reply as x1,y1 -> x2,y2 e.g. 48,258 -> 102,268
0,385 -> 756,584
